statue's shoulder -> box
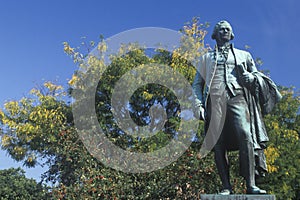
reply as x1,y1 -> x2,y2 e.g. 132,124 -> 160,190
231,47 -> 253,62
232,47 -> 251,56
232,47 -> 246,53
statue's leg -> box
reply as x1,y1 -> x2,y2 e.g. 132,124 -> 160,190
227,93 -> 254,185
237,129 -> 255,188
227,93 -> 266,194
207,94 -> 232,192
214,142 -> 232,191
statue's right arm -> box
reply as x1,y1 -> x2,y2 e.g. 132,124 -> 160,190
192,58 -> 206,120
192,70 -> 205,107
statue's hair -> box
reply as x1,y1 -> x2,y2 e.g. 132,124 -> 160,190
211,20 -> 235,40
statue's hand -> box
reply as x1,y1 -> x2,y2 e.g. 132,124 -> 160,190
241,71 -> 255,85
195,105 -> 206,121
239,63 -> 255,86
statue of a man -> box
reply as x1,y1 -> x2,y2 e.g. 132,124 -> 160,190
192,20 -> 281,194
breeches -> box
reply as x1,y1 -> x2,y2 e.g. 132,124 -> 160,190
205,90 -> 255,178
206,90 -> 253,150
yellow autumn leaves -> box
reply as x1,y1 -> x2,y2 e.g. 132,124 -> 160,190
265,146 -> 280,173
68,74 -> 79,86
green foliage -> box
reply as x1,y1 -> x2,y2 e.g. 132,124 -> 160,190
0,17 -> 299,199
0,82 -> 82,186
0,168 -> 48,199
261,87 -> 300,200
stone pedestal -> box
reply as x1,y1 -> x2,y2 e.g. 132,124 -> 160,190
200,194 -> 276,200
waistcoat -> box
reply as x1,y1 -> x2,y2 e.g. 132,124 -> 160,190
210,47 -> 242,96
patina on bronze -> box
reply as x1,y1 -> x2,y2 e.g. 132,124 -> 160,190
193,20 -> 281,195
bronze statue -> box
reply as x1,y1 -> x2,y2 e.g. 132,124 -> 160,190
192,20 -> 281,195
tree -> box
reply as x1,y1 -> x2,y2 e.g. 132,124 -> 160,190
0,168 -> 47,199
0,82 -> 79,186
261,87 -> 300,200
0,17 -> 299,199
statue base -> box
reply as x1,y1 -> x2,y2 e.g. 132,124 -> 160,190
200,194 -> 275,200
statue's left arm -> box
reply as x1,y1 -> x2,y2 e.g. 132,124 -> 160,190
239,52 -> 258,88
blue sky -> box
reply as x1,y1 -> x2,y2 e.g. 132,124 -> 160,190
0,0 -> 299,181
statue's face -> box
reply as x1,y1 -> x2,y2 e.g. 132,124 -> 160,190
215,23 -> 232,43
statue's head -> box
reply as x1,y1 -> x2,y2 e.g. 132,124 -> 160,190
211,20 -> 235,41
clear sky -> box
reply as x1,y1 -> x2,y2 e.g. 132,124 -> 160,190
0,0 -> 299,181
